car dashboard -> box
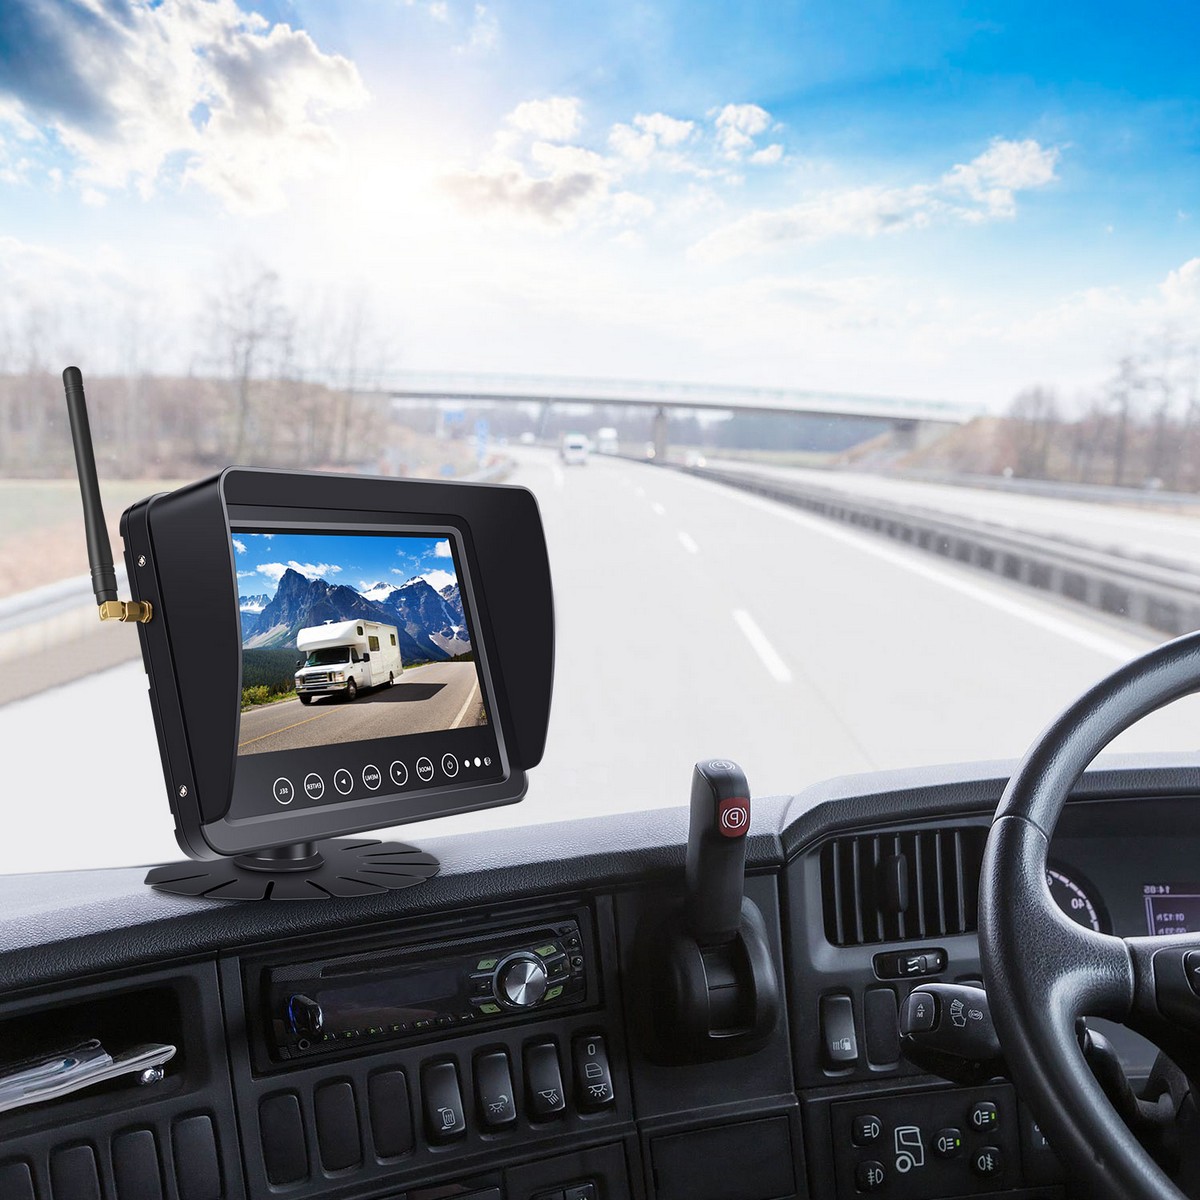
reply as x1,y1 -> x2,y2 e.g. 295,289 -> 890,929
2,753 -> 1199,1200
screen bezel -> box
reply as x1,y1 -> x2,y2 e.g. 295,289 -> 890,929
226,516 -> 509,828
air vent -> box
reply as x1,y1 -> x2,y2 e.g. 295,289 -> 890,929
820,826 -> 987,947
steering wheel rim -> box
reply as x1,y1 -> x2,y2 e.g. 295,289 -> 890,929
980,629 -> 1200,1200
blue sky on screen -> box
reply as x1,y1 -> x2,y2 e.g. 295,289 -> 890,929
0,1 -> 1197,405
234,532 -> 458,599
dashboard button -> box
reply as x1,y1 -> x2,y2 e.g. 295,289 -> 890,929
333,768 -> 353,796
368,1070 -> 413,1158
416,756 -> 435,782
442,752 -> 460,778
475,1051 -> 517,1128
302,773 -> 324,800
971,1145 -> 1003,1178
362,764 -> 382,790
820,994 -> 858,1067
572,1033 -> 614,1109
900,990 -> 937,1033
934,1127 -> 962,1158
271,777 -> 294,805
855,1161 -> 886,1191
969,1100 -> 998,1132
422,1061 -> 466,1142
525,1042 -> 566,1119
564,1186 -> 597,1200
389,760 -> 409,787
851,1114 -> 882,1146
1185,950 -> 1200,996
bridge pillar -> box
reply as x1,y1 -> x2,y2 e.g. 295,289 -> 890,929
653,405 -> 669,462
535,400 -> 554,440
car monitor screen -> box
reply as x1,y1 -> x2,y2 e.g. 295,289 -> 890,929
231,527 -> 504,817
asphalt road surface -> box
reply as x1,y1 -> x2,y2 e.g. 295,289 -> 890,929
237,661 -> 483,755
6,445 -> 1200,872
708,459 -> 1200,570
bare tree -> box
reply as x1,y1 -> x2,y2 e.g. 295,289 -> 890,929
1006,386 -> 1060,477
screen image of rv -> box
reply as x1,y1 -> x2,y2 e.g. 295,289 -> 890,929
234,530 -> 487,758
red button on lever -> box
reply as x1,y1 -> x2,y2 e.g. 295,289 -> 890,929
718,796 -> 750,837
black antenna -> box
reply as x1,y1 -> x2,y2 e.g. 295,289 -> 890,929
62,366 -> 152,623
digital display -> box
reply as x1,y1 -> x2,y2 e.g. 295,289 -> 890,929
230,527 -> 504,814
1143,884 -> 1200,936
317,969 -> 461,1030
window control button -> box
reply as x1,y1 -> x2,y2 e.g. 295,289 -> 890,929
474,1051 -> 517,1128
421,1060 -> 466,1142
525,1041 -> 567,1118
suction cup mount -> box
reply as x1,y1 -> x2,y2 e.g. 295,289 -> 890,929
145,838 -> 440,901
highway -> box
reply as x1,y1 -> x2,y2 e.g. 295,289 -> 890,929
707,459 -> 1200,571
237,662 -> 483,755
5,445 -> 1200,872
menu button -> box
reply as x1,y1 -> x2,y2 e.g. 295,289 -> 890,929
362,765 -> 382,791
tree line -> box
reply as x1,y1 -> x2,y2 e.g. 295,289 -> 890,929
1001,331 -> 1200,491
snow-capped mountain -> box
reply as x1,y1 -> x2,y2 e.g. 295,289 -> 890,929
240,570 -> 471,663
238,593 -> 271,613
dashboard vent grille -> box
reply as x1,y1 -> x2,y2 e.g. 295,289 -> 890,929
820,827 -> 987,946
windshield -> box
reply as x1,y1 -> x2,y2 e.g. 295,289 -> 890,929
2,2 -> 1200,873
303,651 -> 351,668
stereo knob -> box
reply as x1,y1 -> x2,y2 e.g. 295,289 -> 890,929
496,955 -> 549,1008
286,993 -> 324,1036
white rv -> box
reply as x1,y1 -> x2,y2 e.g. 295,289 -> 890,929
294,619 -> 402,704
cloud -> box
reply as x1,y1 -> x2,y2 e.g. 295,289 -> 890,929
750,143 -> 783,166
712,103 -> 771,159
0,0 -> 367,214
456,3 -> 498,53
691,137 -> 1060,262
421,569 -> 457,591
444,165 -> 604,222
507,97 -> 581,143
434,539 -> 452,557
257,561 -> 343,583
232,538 -> 246,554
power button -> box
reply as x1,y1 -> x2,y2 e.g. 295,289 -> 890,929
717,796 -> 750,838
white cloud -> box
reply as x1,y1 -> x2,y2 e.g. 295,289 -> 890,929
457,3 -> 499,53
422,569 -> 457,591
691,138 -> 1061,262
257,561 -> 343,583
0,0 -> 366,214
434,539 -> 452,557
713,103 -> 772,159
507,97 -> 581,143
232,538 -> 246,554
750,143 -> 783,166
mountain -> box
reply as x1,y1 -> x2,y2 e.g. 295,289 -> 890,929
239,593 -> 270,612
378,577 -> 472,659
440,582 -> 464,625
360,580 -> 399,603
241,569 -> 471,663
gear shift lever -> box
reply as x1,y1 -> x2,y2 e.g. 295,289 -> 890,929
686,759 -> 751,945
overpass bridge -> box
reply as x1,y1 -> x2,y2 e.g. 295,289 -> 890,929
380,371 -> 979,458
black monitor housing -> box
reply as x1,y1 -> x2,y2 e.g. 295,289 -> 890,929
64,368 -> 554,899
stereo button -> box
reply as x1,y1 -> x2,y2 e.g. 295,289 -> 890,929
498,955 -> 548,1008
421,1061 -> 466,1142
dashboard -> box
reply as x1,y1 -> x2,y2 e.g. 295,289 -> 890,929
2,753 -> 1200,1200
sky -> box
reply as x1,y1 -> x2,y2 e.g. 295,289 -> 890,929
0,0 -> 1198,408
234,531 -> 459,598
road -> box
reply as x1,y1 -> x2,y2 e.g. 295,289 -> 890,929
707,459 -> 1200,570
238,662 -> 483,755
5,446 -> 1200,872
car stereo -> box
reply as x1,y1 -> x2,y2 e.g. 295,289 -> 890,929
63,367 -> 554,899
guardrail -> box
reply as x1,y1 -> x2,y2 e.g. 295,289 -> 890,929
678,464 -> 1200,638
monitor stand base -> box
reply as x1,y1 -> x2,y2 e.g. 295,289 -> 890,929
144,838 -> 440,900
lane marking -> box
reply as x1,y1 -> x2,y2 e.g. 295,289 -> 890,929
239,706 -> 336,748
450,675 -> 481,729
721,486 -> 1144,663
733,609 -> 793,683
651,502 -> 666,516
678,531 -> 699,554
551,463 -> 565,489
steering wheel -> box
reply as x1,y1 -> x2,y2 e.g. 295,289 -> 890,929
980,630 -> 1200,1200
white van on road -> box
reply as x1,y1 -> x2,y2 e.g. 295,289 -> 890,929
560,432 -> 590,465
294,619 -> 403,703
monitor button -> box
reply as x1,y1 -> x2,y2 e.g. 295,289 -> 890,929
442,753 -> 460,778
389,760 -> 409,787
272,778 -> 295,805
333,768 -> 354,796
303,773 -> 324,800
416,757 -> 435,783
362,765 -> 382,791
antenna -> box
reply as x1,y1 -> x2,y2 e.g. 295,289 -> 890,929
62,366 -> 152,624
